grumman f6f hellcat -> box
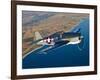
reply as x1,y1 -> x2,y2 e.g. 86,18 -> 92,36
33,28 -> 84,52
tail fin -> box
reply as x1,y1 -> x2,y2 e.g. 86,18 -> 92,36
34,31 -> 42,40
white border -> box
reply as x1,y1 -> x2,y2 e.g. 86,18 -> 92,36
17,5 -> 94,75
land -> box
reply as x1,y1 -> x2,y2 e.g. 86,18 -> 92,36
22,11 -> 89,57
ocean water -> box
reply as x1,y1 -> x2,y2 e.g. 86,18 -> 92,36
22,18 -> 89,69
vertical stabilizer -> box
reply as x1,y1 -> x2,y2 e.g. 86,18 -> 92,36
34,31 -> 42,40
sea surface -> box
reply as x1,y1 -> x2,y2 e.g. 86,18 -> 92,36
22,18 -> 89,69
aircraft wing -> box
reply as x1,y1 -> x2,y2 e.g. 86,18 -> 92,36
41,40 -> 69,52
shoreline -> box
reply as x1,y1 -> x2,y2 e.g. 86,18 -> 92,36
22,46 -> 43,59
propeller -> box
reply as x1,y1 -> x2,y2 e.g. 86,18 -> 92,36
75,28 -> 84,51
77,36 -> 84,51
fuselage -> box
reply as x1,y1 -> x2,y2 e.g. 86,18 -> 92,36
37,32 -> 82,45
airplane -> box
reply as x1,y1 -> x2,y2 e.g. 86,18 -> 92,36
33,28 -> 84,53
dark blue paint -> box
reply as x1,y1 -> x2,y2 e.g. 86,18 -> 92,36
22,18 -> 89,69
